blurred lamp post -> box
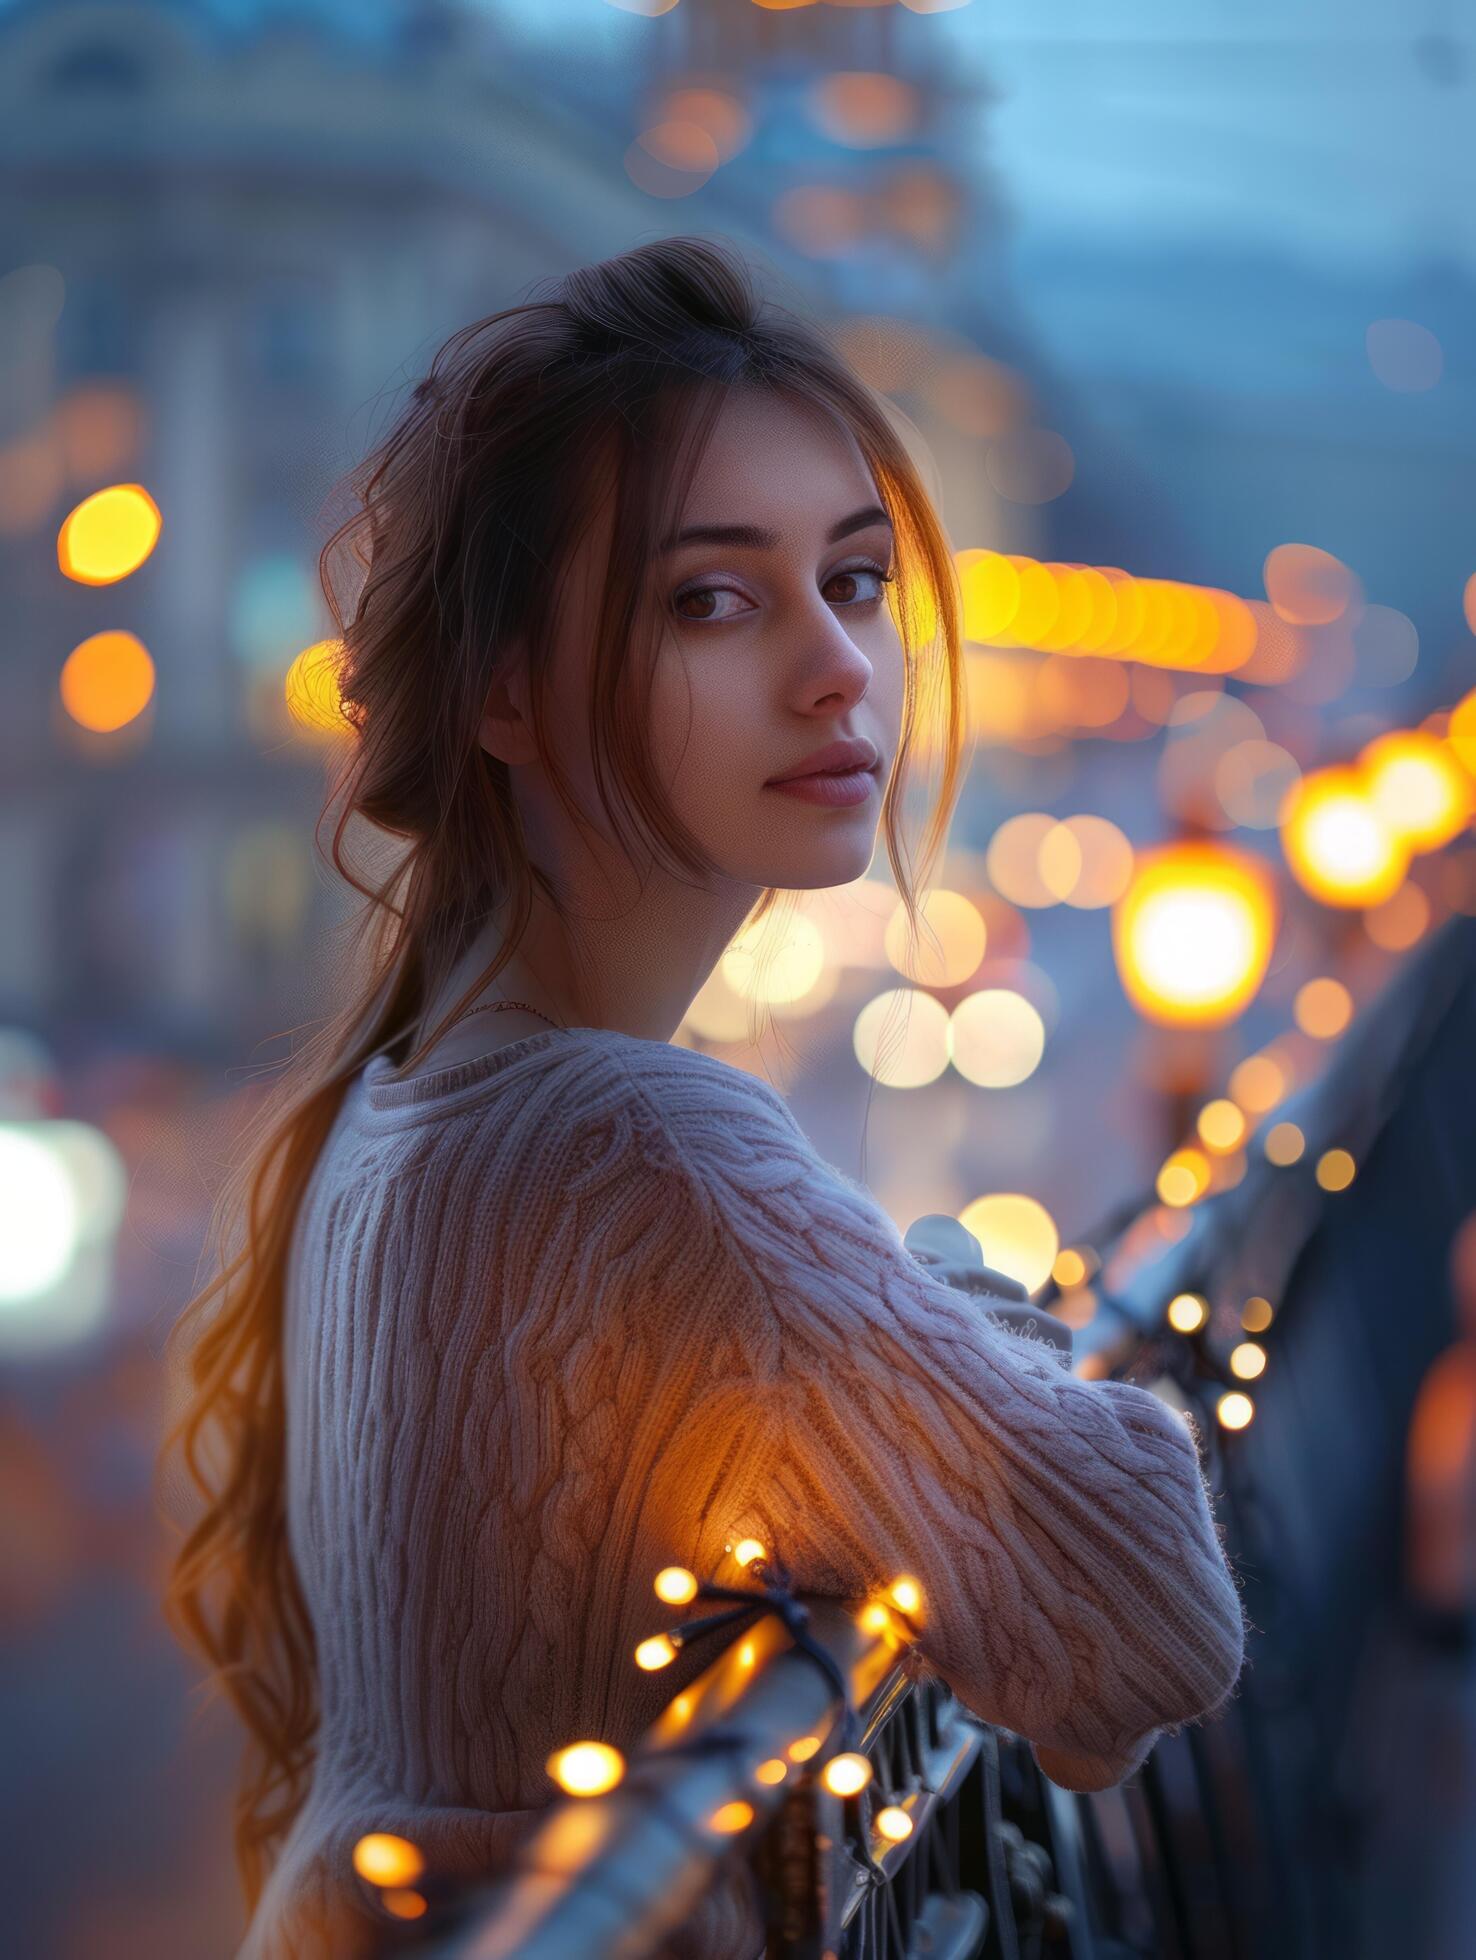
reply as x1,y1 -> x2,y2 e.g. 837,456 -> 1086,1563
1279,757 -> 1432,981
1111,838 -> 1279,1153
1281,764 -> 1411,910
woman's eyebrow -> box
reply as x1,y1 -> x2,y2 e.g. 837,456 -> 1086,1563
658,503 -> 893,555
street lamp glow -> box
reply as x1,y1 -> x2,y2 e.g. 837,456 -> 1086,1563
1112,842 -> 1277,1027
1280,766 -> 1409,906
1359,731 -> 1473,852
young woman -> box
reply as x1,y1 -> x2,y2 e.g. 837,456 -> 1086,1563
158,236 -> 1247,1960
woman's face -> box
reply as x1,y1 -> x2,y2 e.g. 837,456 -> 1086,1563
647,387 -> 904,893
484,386 -> 905,900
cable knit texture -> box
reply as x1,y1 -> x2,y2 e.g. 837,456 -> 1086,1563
237,1027 -> 1247,1959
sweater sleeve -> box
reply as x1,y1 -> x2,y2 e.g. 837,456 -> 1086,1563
609,1051 -> 1249,1795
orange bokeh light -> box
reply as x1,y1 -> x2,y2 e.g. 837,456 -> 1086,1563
59,630 -> 155,732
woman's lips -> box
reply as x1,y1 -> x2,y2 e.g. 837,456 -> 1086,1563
763,767 -> 878,807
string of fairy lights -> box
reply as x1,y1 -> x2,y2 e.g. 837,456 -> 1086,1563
350,1549 -> 932,1933
1037,1008 -> 1367,1439
345,923 -> 1475,1939
62,409 -> 1447,1942
344,982 -> 1465,1940
1039,921 -> 1473,1458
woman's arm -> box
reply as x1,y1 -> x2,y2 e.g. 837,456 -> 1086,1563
620,1060 -> 1248,1793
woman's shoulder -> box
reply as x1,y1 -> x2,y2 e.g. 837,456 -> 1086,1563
518,1028 -> 804,1143
425,1030 -> 819,1228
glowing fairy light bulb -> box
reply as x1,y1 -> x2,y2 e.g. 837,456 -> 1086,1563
888,1575 -> 923,1615
822,1753 -> 873,1797
875,1806 -> 914,1842
733,1538 -> 767,1568
1229,1342 -> 1266,1380
352,1834 -> 425,1887
654,1566 -> 698,1604
547,1742 -> 625,1796
1217,1392 -> 1255,1431
708,1800 -> 754,1834
1167,1293 -> 1209,1334
635,1634 -> 678,1670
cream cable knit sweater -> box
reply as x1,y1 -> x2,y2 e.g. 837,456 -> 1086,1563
237,1027 -> 1246,1960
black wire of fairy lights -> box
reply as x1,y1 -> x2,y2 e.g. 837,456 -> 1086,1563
602,1550 -> 919,1892
364,1552 -> 923,1943
1039,914 -> 1476,1410
1032,1071 -> 1352,1408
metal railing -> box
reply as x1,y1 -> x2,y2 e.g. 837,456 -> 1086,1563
371,1589 -> 1090,1959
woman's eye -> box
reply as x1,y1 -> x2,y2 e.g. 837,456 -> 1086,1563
671,585 -> 750,624
828,563 -> 894,606
672,563 -> 894,625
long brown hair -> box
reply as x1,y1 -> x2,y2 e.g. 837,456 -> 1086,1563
155,233 -> 970,1915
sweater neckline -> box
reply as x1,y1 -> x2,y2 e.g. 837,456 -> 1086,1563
356,1025 -> 659,1126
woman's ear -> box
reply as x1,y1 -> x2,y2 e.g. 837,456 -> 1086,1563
478,661 -> 538,767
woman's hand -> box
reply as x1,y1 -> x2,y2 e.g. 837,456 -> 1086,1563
908,1248 -> 1074,1361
